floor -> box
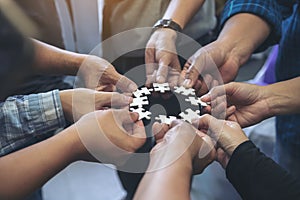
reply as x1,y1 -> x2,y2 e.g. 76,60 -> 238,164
43,53 -> 275,200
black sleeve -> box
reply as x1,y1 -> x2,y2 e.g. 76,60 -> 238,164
226,141 -> 300,200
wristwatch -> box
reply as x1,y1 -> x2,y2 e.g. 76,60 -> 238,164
153,19 -> 183,32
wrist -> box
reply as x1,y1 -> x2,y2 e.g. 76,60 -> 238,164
59,90 -> 73,122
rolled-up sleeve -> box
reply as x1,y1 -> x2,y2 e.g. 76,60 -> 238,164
0,90 -> 66,156
220,0 -> 283,51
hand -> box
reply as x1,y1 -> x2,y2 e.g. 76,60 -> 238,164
201,82 -> 271,128
78,55 -> 138,92
151,120 -> 216,174
73,109 -> 146,166
193,114 -> 249,168
60,88 -> 133,122
145,29 -> 181,87
180,40 -> 245,96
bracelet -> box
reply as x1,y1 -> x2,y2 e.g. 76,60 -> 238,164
153,19 -> 183,33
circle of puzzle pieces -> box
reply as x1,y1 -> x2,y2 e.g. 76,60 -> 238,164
130,83 -> 205,125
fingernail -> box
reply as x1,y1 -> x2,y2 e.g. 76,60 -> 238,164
183,79 -> 192,87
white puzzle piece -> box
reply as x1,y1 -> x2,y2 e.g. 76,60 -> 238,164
130,107 -> 151,120
179,108 -> 200,124
130,96 -> 149,107
173,86 -> 195,96
133,87 -> 153,98
185,96 -> 208,107
153,83 -> 170,93
155,115 -> 177,125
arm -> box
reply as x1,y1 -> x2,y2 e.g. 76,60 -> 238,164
182,0 -> 282,95
227,141 -> 300,200
0,109 -> 146,199
145,0 -> 205,86
0,89 -> 132,156
0,90 -> 66,156
195,115 -> 300,200
31,40 -> 137,92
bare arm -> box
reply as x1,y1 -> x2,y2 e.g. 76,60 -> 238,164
265,77 -> 300,116
0,126 -> 82,199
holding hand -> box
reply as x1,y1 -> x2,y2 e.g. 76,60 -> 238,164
181,41 -> 241,96
78,55 -> 138,92
201,82 -> 271,128
60,88 -> 133,122
145,29 -> 181,87
151,120 -> 216,174
193,114 -> 249,168
73,109 -> 146,166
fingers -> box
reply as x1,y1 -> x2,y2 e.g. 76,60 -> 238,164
182,59 -> 199,88
97,92 -> 133,108
152,122 -> 169,142
156,59 -> 169,83
145,46 -> 156,86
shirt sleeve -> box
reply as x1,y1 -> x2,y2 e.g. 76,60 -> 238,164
220,0 -> 283,52
226,140 -> 300,200
0,90 -> 66,156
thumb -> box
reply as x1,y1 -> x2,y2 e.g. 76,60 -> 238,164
98,92 -> 133,108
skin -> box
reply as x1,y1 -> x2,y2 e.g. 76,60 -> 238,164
0,110 -> 146,200
59,88 -> 133,122
181,13 -> 272,95
134,120 -> 216,200
201,77 -> 300,128
145,0 -> 205,87
194,114 -> 249,168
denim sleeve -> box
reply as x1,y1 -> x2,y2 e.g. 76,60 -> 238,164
220,0 -> 283,52
0,90 -> 66,156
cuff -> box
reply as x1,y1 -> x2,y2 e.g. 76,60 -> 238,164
27,90 -> 66,137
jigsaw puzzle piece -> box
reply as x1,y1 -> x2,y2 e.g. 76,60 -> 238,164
179,108 -> 200,124
185,97 -> 208,107
130,107 -> 151,120
130,96 -> 149,107
133,87 -> 153,98
173,86 -> 195,96
155,115 -> 177,125
153,83 -> 170,93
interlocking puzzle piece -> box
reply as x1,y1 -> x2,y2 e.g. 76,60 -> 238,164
130,107 -> 151,120
133,87 -> 153,98
173,86 -> 195,96
130,96 -> 149,107
153,83 -> 170,93
185,97 -> 208,107
179,108 -> 200,124
155,115 -> 177,125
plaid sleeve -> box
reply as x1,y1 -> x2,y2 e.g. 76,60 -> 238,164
0,90 -> 66,156
220,0 -> 283,51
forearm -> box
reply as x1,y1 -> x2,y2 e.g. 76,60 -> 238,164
163,0 -> 205,29
217,13 -> 271,66
226,141 -> 300,199
0,126 -> 82,199
32,39 -> 87,76
134,153 -> 192,200
265,77 -> 300,116
0,90 -> 66,156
